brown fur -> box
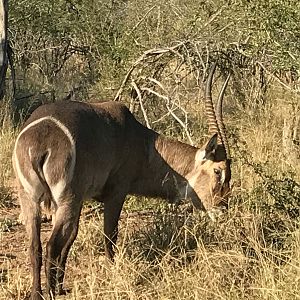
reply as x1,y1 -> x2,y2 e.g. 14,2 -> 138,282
12,100 -> 231,300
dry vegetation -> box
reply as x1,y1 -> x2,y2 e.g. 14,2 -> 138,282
1,0 -> 300,299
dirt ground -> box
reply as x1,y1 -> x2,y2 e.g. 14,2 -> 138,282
0,196 -> 156,300
0,201 -> 53,298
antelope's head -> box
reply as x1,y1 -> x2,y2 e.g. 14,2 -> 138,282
187,63 -> 231,219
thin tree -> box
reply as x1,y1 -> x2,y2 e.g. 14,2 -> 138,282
0,0 -> 8,100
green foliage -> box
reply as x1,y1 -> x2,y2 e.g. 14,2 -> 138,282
10,0 -> 130,103
266,177 -> 300,219
9,0 -> 300,108
244,0 -> 300,69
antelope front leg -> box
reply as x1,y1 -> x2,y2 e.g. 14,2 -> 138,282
103,196 -> 125,260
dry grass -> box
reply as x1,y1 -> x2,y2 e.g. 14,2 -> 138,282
0,106 -> 16,186
1,205 -> 300,300
1,84 -> 300,299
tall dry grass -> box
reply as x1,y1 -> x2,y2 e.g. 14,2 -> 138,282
2,204 -> 300,300
1,84 -> 300,299
0,102 -> 17,208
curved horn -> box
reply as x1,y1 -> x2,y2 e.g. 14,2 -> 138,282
205,62 -> 220,136
216,73 -> 231,158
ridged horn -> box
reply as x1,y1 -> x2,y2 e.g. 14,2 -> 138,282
205,62 -> 220,136
216,74 -> 231,158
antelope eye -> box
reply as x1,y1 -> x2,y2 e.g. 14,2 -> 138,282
214,168 -> 221,177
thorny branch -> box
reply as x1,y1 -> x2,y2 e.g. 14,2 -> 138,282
114,41 -> 185,102
114,39 -> 299,144
114,41 -> 202,143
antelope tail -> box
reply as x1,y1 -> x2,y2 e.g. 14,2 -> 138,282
31,151 -> 53,214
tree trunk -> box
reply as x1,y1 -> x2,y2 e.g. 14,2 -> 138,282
0,0 -> 8,100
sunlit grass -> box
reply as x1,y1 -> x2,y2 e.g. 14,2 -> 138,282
1,85 -> 300,299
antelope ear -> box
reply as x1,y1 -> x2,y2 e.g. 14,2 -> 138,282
195,133 -> 218,162
205,133 -> 218,157
206,133 -> 218,151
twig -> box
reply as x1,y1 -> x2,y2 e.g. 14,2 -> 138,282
256,61 -> 298,92
114,54 -> 148,101
202,5 -> 227,29
152,111 -> 172,124
126,5 -> 157,36
166,103 -> 194,145
131,80 -> 151,129
7,41 -> 16,100
141,87 -> 169,101
114,42 -> 186,101
142,87 -> 194,144
147,77 -> 167,92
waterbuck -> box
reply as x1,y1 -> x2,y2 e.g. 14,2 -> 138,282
12,63 -> 231,299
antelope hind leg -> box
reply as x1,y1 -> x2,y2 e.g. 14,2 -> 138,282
45,198 -> 82,298
19,189 -> 43,300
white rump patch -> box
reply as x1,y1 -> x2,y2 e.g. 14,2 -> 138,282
51,178 -> 68,203
13,151 -> 34,196
13,116 -> 76,204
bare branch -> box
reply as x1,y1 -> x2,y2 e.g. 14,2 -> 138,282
131,80 -> 151,129
114,42 -> 187,101
142,86 -> 194,145
166,103 -> 194,145
202,5 -> 227,29
126,5 -> 157,36
256,61 -> 299,92
141,87 -> 169,101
